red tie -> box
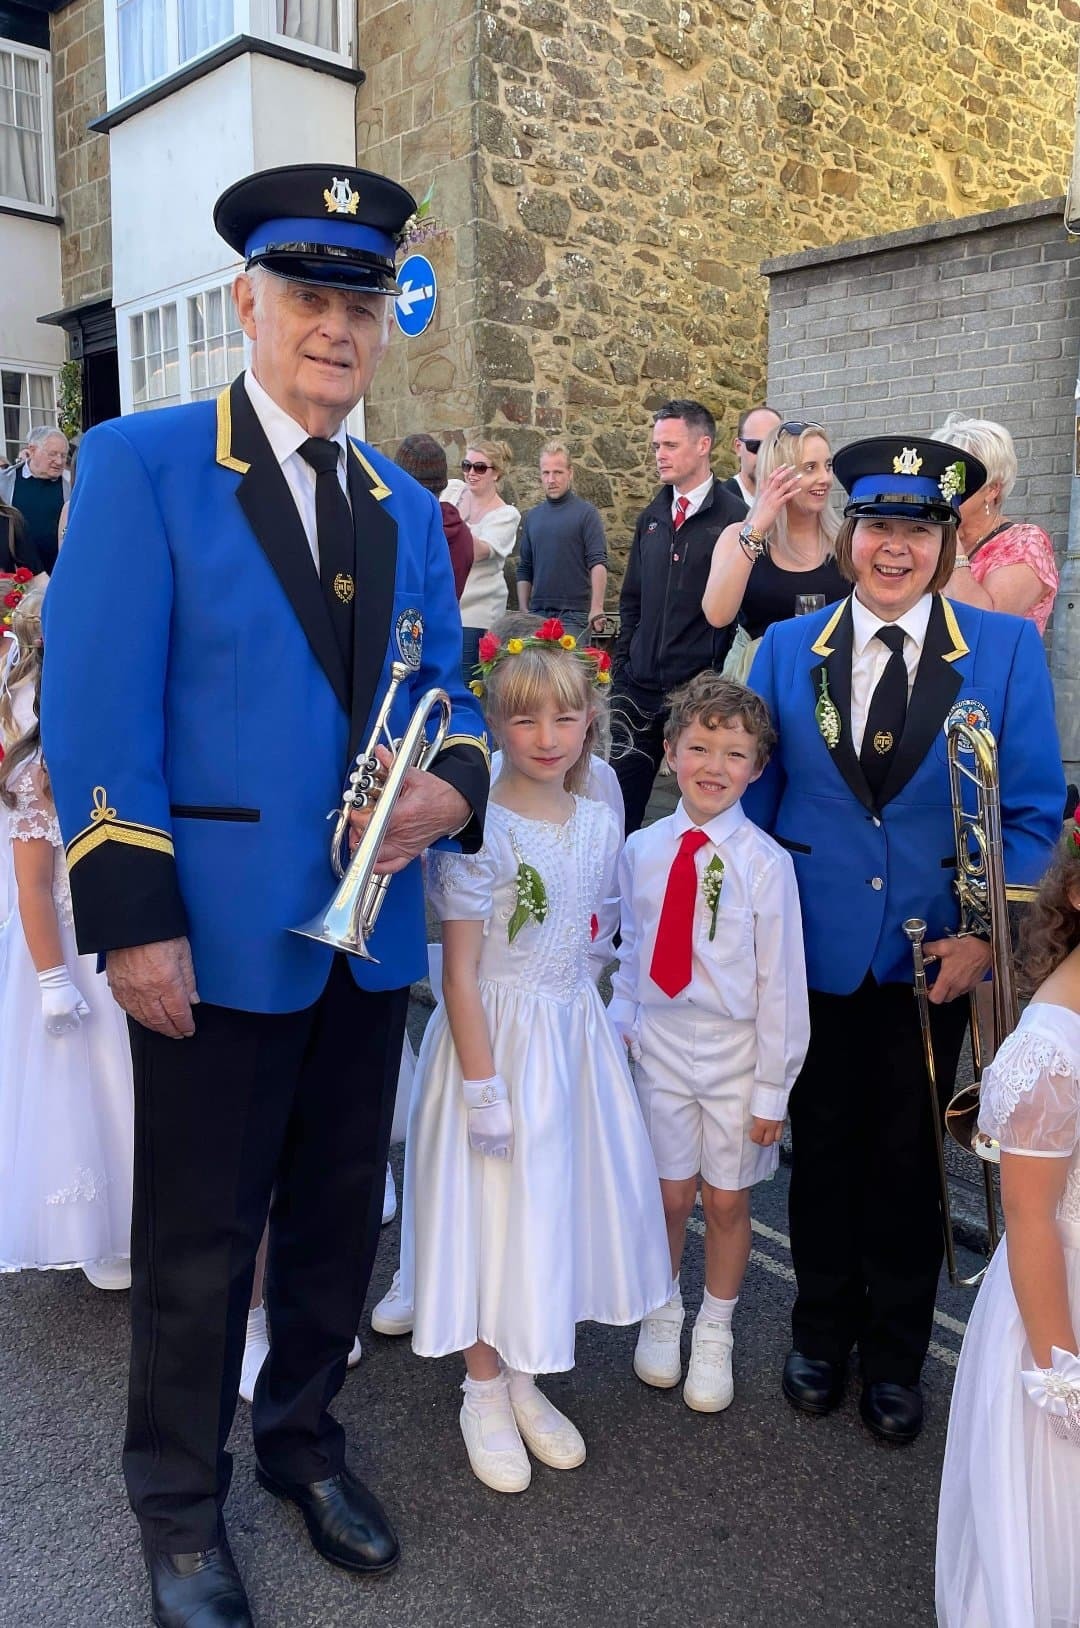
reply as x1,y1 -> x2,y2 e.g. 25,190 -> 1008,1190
649,827 -> 711,998
673,495 -> 690,531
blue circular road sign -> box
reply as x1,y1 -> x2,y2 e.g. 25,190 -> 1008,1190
394,253 -> 438,337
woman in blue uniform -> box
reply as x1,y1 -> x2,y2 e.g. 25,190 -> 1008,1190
745,435 -> 1064,1445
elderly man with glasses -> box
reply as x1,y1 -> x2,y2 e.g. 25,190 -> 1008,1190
1,426 -> 70,575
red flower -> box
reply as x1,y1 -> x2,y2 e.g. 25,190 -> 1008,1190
590,912 -> 599,941
3,591 -> 20,609
14,567 -> 33,584
582,645 -> 611,672
477,632 -> 499,663
537,618 -> 564,642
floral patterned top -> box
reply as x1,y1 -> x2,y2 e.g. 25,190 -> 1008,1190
970,522 -> 1058,634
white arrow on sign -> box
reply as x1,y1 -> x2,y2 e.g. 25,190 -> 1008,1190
396,279 -> 435,316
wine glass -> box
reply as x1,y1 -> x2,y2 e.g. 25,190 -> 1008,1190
794,594 -> 826,617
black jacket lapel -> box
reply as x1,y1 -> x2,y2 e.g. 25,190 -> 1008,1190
877,594 -> 965,808
345,442 -> 399,763
809,598 -> 875,814
218,377 -> 350,714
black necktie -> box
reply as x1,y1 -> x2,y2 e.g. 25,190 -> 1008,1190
298,436 -> 355,676
860,624 -> 908,796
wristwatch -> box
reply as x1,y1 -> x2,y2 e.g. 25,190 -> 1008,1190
738,523 -> 768,560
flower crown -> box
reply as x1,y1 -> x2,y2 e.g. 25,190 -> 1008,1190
1073,802 -> 1080,853
0,568 -> 35,635
469,617 -> 612,699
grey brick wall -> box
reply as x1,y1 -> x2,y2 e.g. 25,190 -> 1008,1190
762,199 -> 1080,563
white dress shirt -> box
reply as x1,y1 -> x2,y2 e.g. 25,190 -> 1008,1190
849,591 -> 933,757
671,473 -> 714,525
243,369 -> 350,570
610,798 -> 810,1120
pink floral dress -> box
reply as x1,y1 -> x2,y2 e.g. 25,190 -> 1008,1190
970,522 -> 1058,634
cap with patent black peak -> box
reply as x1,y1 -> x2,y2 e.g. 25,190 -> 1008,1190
213,164 -> 417,295
833,436 -> 987,526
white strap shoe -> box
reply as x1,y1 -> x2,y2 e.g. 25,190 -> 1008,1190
683,1321 -> 734,1413
633,1296 -> 685,1389
370,1269 -> 414,1336
508,1379 -> 586,1470
460,1380 -> 531,1493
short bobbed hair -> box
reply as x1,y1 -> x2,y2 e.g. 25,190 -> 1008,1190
832,515 -> 957,595
482,617 -> 605,797
466,438 -> 513,479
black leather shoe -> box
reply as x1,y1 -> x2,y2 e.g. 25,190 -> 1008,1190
256,1464 -> 399,1575
145,1539 -> 254,1627
781,1350 -> 845,1416
860,1380 -> 924,1444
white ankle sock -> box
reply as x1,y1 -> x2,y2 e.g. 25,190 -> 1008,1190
462,1374 -> 518,1450
246,1304 -> 268,1341
669,1277 -> 683,1310
504,1368 -> 538,1404
698,1291 -> 737,1330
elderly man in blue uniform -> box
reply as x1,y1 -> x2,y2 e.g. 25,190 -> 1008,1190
41,165 -> 489,1627
745,435 -> 1063,1446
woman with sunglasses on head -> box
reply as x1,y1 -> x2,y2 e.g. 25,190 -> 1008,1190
443,439 -> 520,684
702,422 -> 846,682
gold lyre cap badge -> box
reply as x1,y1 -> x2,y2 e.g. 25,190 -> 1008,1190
324,177 -> 360,215
892,447 -> 923,476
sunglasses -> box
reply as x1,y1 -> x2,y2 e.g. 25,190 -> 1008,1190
461,460 -> 492,475
740,421 -> 825,455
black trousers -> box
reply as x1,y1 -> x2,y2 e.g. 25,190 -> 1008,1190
788,976 -> 969,1386
610,685 -> 667,837
123,958 -> 408,1553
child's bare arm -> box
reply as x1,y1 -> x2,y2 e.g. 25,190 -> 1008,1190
12,835 -> 64,972
441,917 -> 496,1080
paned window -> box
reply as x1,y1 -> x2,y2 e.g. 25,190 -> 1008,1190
110,0 -> 348,102
1,369 -> 57,464
0,43 -> 53,210
130,303 -> 180,412
187,284 -> 244,400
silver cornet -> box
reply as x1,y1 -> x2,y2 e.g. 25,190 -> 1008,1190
291,660 -> 452,960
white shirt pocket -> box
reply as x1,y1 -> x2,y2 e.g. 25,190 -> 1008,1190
699,904 -> 757,1019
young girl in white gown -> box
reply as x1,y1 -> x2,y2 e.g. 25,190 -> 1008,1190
405,620 -> 672,1492
0,587 -> 134,1284
937,817 -> 1080,1626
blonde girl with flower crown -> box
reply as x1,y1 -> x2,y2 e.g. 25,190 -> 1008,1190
0,586 -> 134,1284
402,619 -> 671,1493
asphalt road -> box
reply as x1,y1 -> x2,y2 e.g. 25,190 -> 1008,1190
2,1015 -> 981,1628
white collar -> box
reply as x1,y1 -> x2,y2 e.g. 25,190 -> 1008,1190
735,473 -> 754,506
243,368 -> 349,470
850,591 -> 933,657
671,797 -> 746,846
673,473 -> 714,511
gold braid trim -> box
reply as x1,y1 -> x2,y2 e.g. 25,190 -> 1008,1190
1005,884 -> 1038,905
66,786 -> 174,872
439,732 -> 492,768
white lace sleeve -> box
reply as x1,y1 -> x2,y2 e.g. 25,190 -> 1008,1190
8,762 -> 61,848
427,842 -> 498,923
978,1024 -> 1080,1157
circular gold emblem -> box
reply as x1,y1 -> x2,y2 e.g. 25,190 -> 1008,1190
873,729 -> 894,755
333,573 -> 355,604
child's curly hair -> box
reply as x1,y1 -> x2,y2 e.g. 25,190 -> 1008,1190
663,671 -> 776,768
1016,818 -> 1080,992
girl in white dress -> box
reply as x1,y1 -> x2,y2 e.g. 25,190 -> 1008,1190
406,620 -> 672,1492
937,818 -> 1080,1626
0,586 -> 134,1284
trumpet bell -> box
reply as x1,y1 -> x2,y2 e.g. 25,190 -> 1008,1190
290,909 -> 379,962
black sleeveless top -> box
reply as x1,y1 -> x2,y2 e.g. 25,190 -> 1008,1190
740,550 -> 848,639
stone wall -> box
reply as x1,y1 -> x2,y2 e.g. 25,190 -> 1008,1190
763,199 -> 1080,565
359,0 -> 1076,590
51,0 -> 111,307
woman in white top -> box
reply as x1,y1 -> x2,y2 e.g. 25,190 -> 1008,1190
443,438 -> 520,683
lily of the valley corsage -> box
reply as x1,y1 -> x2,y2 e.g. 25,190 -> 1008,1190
815,669 -> 841,749
702,854 -> 725,941
509,854 -> 548,943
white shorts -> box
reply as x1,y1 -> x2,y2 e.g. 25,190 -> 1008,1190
633,1005 -> 779,1191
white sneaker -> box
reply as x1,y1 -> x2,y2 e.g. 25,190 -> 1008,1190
382,1163 -> 397,1226
347,1334 -> 362,1369
633,1295 -> 685,1388
460,1381 -> 531,1493
509,1380 -> 586,1470
683,1320 -> 735,1413
239,1306 -> 269,1404
82,1257 -> 131,1290
371,1269 -> 414,1336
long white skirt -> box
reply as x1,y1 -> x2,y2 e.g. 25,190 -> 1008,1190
936,1223 -> 1080,1627
407,977 -> 673,1374
0,907 -> 134,1271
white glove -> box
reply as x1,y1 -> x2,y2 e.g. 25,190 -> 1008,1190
38,965 -> 90,1036
1021,1346 -> 1080,1449
462,1074 -> 514,1161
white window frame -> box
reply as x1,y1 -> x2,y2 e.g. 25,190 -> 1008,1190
0,361 -> 59,464
0,40 -> 57,215
103,0 -> 353,109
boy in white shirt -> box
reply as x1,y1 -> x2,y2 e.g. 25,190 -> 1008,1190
610,672 -> 809,1411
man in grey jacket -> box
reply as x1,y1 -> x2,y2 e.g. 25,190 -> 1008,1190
516,441 -> 607,641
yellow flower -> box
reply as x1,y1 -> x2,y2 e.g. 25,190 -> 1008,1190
597,670 -> 611,685
469,680 -> 484,697
560,634 -> 576,649
507,638 -> 524,654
